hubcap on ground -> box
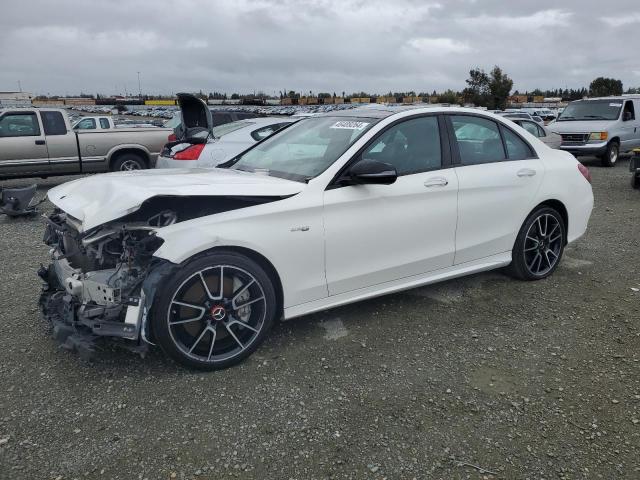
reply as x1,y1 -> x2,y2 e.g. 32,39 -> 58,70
167,265 -> 266,363
523,214 -> 562,276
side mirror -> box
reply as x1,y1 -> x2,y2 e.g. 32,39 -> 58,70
347,159 -> 398,185
623,111 -> 633,122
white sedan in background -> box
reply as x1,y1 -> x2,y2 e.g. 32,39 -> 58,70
509,118 -> 563,149
40,103 -> 594,370
156,117 -> 295,168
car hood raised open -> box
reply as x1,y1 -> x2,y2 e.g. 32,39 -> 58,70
47,168 -> 305,231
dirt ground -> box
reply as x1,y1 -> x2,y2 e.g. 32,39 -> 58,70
0,157 -> 638,479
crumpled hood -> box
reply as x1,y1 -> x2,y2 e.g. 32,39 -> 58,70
48,168 -> 305,231
548,120 -> 612,134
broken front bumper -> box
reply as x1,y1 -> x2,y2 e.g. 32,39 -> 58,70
37,252 -> 172,359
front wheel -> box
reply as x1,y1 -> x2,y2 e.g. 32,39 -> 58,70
151,251 -> 278,370
507,207 -> 565,281
599,141 -> 619,167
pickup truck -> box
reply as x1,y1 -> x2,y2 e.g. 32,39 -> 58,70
0,108 -> 171,179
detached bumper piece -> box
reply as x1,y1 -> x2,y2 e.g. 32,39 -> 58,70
1,184 -> 44,217
38,263 -> 148,361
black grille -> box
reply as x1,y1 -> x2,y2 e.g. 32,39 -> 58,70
561,133 -> 589,144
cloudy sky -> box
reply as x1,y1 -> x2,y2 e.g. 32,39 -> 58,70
1,0 -> 639,97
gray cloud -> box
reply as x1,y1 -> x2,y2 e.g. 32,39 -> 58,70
1,0 -> 638,96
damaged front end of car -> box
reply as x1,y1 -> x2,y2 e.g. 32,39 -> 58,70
38,208 -> 178,359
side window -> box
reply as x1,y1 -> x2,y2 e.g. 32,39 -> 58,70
0,113 -> 41,137
623,101 -> 635,120
536,125 -> 546,137
250,123 -> 288,141
451,115 -> 505,165
502,127 -> 534,160
212,113 -> 232,127
99,118 -> 110,129
41,111 -> 67,135
361,116 -> 442,175
519,120 -> 540,137
75,118 -> 96,130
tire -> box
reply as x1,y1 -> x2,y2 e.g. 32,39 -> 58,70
632,173 -> 640,190
111,153 -> 147,171
599,141 -> 619,167
507,206 -> 566,281
151,251 -> 278,370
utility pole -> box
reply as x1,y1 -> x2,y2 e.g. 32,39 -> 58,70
137,71 -> 142,99
17,80 -> 22,92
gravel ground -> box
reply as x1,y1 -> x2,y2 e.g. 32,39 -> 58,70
0,158 -> 639,480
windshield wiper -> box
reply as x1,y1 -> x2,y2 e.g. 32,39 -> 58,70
557,115 -> 574,121
582,115 -> 607,119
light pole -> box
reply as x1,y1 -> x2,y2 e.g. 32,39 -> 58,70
137,71 -> 142,99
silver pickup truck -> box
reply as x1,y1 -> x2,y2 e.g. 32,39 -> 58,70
0,108 -> 171,179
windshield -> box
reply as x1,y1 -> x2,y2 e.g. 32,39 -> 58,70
557,100 -> 622,121
226,116 -> 377,182
212,120 -> 254,138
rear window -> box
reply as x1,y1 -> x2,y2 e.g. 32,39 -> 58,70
212,120 -> 254,138
41,111 -> 67,135
99,118 -> 110,129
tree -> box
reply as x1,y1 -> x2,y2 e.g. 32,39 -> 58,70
488,66 -> 513,110
463,66 -> 512,109
437,90 -> 459,104
462,68 -> 490,106
589,77 -> 623,97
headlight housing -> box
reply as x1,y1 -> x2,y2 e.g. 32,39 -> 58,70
589,132 -> 608,141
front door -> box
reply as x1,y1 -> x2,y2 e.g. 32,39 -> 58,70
323,115 -> 459,295
0,111 -> 49,177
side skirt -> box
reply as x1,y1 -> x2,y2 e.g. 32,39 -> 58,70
283,252 -> 512,320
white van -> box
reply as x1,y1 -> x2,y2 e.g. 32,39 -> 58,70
548,96 -> 640,167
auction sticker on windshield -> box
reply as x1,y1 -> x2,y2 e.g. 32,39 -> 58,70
609,103 -> 622,107
330,121 -> 369,130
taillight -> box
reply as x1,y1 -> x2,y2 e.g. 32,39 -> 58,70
173,143 -> 205,160
167,133 -> 177,142
578,163 -> 591,183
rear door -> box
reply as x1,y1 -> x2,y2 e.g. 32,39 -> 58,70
41,111 -> 80,174
447,114 -> 544,264
0,111 -> 49,177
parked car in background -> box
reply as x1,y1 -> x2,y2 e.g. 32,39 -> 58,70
500,112 -> 544,125
509,118 -> 562,149
39,106 -> 593,369
630,148 -> 640,189
549,96 -> 640,167
0,108 -> 171,178
157,116 -> 295,169
73,116 -> 158,130
164,95 -> 267,142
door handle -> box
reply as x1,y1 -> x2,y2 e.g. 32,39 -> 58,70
424,177 -> 449,187
517,168 -> 536,177
35,140 -> 46,145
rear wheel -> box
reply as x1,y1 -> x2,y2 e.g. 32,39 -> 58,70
111,153 -> 147,171
507,207 -> 565,281
599,141 -> 619,167
151,252 -> 277,370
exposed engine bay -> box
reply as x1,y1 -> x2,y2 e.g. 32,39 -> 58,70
37,194 -> 280,359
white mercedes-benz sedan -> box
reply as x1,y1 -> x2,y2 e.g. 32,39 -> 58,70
40,105 -> 594,370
